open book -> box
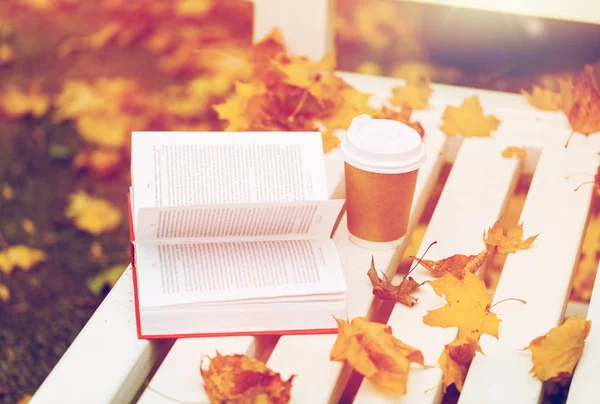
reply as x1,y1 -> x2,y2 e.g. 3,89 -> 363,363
129,131 -> 347,338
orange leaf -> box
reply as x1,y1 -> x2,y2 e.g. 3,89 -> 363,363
0,43 -> 15,66
565,65 -> 600,136
330,317 -> 426,394
440,95 -> 501,138
0,87 -> 49,119
200,352 -> 293,403
439,337 -> 482,393
484,218 -> 538,254
73,149 -> 123,178
65,191 -> 122,235
521,86 -> 561,111
413,249 -> 490,280
501,146 -> 527,159
367,257 -> 421,307
389,84 -> 433,110
0,245 -> 47,276
523,316 -> 591,382
423,272 -> 500,339
0,283 -> 9,303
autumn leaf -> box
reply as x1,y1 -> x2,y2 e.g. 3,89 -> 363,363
521,86 -> 561,111
440,96 -> 501,138
0,43 -> 14,66
0,283 -> 10,303
367,257 -> 421,307
73,149 -> 124,178
523,316 -> 592,382
330,317 -> 426,394
412,249 -> 490,280
87,264 -> 127,296
389,84 -> 433,110
484,218 -> 538,254
564,65 -> 600,137
501,146 -> 527,159
65,191 -> 122,235
423,272 -> 500,339
439,337 -> 482,393
0,87 -> 49,119
201,352 -> 293,404
0,245 -> 47,276
213,81 -> 267,131
1,184 -> 14,200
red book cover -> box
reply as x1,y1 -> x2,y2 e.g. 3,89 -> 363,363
127,194 -> 338,340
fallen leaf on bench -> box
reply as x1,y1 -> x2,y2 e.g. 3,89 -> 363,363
330,317 -> 426,395
423,272 -> 500,339
367,257 -> 421,307
484,218 -> 538,254
389,84 -> 433,110
411,249 -> 490,280
440,95 -> 501,138
201,352 -> 293,404
0,284 -> 9,303
521,86 -> 561,111
0,245 -> 47,276
560,65 -> 600,138
501,146 -> 527,159
439,337 -> 482,393
523,316 -> 592,382
65,190 -> 122,235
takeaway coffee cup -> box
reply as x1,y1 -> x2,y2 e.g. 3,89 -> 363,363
341,114 -> 426,249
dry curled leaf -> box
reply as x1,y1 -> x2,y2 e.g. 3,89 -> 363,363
440,95 -> 501,138
521,86 -> 561,111
65,190 -> 122,235
423,272 -> 500,340
0,283 -> 10,303
484,218 -> 538,254
0,87 -> 50,119
412,249 -> 490,280
501,146 -> 527,159
201,352 -> 293,404
563,65 -> 600,137
330,317 -> 426,394
0,245 -> 47,276
439,337 -> 482,393
367,257 -> 421,307
523,316 -> 591,382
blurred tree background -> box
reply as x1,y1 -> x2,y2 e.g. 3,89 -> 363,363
0,0 -> 599,402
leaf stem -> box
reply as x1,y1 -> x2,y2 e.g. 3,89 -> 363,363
564,131 -> 575,148
574,181 -> 594,192
489,298 -> 527,309
406,241 -> 437,277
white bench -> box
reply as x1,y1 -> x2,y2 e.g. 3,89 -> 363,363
31,1 -> 600,403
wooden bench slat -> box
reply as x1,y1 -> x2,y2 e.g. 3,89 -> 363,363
265,129 -> 446,403
567,261 -> 600,404
30,268 -> 166,404
459,147 -> 598,404
354,138 -> 521,402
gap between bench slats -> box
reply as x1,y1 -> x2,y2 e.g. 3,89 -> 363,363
353,138 -> 521,403
567,261 -> 600,404
459,147 -> 598,404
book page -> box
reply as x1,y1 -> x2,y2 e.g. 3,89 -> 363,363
134,239 -> 346,308
131,132 -> 329,220
135,200 -> 344,243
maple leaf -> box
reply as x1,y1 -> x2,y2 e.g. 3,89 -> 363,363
423,272 -> 500,339
201,352 -> 293,404
565,65 -> 600,136
65,191 -> 122,235
0,245 -> 47,276
412,249 -> 490,280
521,86 -> 561,111
439,337 -> 482,393
440,96 -> 501,138
0,87 -> 49,119
523,316 -> 592,382
213,81 -> 267,131
389,84 -> 433,110
330,317 -> 426,394
0,283 -> 9,303
367,257 -> 421,307
501,146 -> 527,159
484,218 -> 538,254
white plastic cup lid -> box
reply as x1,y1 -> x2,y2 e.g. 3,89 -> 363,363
341,114 -> 426,174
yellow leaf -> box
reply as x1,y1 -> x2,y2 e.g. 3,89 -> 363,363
0,283 -> 10,303
21,218 -> 36,235
440,96 -> 501,138
174,0 -> 213,17
65,191 -> 122,235
356,61 -> 381,76
0,87 -> 49,119
0,43 -> 15,66
501,146 -> 527,159
76,113 -> 130,147
1,183 -> 14,200
73,149 -> 123,178
90,242 -> 104,260
484,218 -> 538,254
330,317 -> 426,394
201,352 -> 293,403
521,86 -> 561,111
392,62 -> 431,86
439,337 -> 482,392
0,245 -> 47,276
524,316 -> 591,381
423,272 -> 500,339
213,81 -> 267,131
389,84 -> 433,110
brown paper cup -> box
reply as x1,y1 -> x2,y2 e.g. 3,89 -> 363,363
341,115 -> 426,249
